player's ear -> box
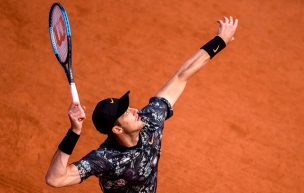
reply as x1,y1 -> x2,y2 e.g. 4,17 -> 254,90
112,125 -> 123,135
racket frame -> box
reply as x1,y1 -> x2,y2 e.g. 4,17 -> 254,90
49,3 -> 79,103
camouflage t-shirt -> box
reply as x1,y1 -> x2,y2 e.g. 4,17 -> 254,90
73,97 -> 173,193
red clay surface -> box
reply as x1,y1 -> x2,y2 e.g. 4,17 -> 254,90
1,0 -> 304,192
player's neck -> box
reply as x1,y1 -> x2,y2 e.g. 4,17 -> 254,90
115,132 -> 140,148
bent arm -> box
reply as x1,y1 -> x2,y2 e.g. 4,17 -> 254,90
45,103 -> 86,187
45,150 -> 81,187
156,16 -> 238,106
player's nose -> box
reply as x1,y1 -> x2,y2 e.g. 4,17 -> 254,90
129,108 -> 138,115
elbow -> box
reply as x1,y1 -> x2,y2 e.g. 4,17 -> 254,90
45,175 -> 57,187
45,174 -> 62,188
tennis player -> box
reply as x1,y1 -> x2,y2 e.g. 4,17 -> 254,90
46,16 -> 238,193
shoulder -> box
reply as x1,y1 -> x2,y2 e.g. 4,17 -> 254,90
140,96 -> 173,120
149,96 -> 172,108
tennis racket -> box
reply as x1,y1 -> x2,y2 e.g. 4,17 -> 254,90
49,3 -> 80,103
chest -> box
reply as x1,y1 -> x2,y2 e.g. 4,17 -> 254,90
100,146 -> 160,190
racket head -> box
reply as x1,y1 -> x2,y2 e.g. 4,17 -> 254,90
49,3 -> 71,65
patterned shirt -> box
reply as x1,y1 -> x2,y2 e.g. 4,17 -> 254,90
73,97 -> 173,193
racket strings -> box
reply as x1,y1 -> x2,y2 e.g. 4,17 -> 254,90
51,6 -> 68,63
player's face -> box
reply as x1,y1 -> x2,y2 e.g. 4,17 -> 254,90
117,107 -> 144,134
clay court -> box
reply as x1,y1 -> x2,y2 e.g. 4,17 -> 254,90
1,0 -> 304,192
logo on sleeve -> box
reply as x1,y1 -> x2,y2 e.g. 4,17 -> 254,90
148,133 -> 154,145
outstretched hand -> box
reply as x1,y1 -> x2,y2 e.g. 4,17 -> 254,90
217,16 -> 238,44
68,103 -> 86,134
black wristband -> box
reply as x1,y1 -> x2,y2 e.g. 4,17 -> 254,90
201,36 -> 226,59
58,129 -> 80,155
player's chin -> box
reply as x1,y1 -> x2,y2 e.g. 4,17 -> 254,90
137,120 -> 144,130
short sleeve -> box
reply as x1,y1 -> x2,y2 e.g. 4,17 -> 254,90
152,97 -> 173,120
139,97 -> 173,131
73,150 -> 110,182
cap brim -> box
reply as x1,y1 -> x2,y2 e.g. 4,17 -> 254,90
117,91 -> 130,117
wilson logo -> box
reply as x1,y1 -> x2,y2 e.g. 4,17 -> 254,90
54,15 -> 66,47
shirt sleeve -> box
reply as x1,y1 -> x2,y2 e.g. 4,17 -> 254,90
139,97 -> 173,131
73,150 -> 110,182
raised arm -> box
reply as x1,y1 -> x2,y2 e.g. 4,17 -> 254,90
156,16 -> 238,106
45,103 -> 86,187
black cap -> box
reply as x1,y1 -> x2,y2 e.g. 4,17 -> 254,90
92,91 -> 130,134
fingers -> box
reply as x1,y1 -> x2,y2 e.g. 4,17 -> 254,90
224,16 -> 229,24
217,16 -> 238,44
233,18 -> 239,29
219,16 -> 238,25
217,20 -> 224,25
68,103 -> 86,120
69,103 -> 85,112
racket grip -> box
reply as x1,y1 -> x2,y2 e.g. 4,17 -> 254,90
70,83 -> 80,103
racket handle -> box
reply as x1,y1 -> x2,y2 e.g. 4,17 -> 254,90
70,83 -> 80,103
